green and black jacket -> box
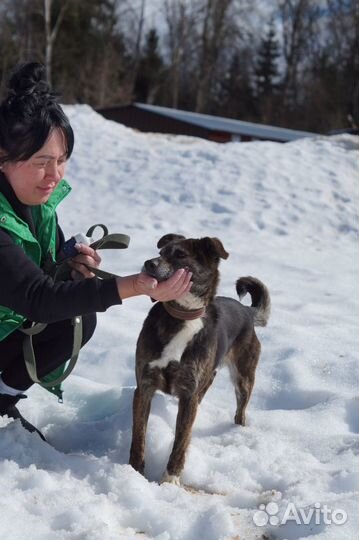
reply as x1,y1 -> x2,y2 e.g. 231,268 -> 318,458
0,172 -> 121,342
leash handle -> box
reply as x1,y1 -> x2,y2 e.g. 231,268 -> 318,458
90,233 -> 130,251
83,224 -> 130,279
86,224 -> 130,251
54,224 -> 130,280
86,223 -> 108,238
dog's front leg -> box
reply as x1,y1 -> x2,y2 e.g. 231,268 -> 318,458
129,385 -> 154,475
162,395 -> 199,485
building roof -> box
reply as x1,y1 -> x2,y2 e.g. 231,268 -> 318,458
135,102 -> 316,142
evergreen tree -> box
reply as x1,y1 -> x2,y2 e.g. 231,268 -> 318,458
134,28 -> 164,104
51,0 -> 132,106
217,51 -> 257,121
255,22 -> 280,99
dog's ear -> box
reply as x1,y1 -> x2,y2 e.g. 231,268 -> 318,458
157,234 -> 186,249
199,237 -> 229,260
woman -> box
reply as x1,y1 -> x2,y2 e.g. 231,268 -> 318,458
0,62 -> 192,439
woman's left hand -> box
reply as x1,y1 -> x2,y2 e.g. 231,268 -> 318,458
68,243 -> 102,280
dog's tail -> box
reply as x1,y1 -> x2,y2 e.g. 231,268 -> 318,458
236,276 -> 271,327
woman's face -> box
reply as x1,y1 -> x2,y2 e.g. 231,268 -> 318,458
2,128 -> 68,205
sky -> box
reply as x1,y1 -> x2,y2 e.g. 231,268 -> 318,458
134,0 -> 276,46
0,105 -> 358,540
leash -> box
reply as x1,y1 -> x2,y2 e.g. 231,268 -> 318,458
20,317 -> 83,397
56,224 -> 130,280
20,224 -> 130,396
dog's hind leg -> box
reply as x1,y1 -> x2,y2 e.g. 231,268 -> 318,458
198,371 -> 217,404
162,395 -> 199,485
228,334 -> 260,426
129,385 -> 155,475
233,372 -> 255,426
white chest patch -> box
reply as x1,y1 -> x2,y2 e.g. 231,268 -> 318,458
149,318 -> 204,370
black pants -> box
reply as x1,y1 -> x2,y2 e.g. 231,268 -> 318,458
0,313 -> 96,391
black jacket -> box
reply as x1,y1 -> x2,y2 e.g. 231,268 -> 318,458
0,173 -> 121,325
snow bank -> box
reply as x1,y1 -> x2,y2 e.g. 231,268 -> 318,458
1,105 -> 358,540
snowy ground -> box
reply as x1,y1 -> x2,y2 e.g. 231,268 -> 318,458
0,105 -> 358,540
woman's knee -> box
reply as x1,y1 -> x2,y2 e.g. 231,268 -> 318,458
81,312 -> 97,346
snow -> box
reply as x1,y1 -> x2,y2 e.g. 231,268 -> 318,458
1,104 -> 358,540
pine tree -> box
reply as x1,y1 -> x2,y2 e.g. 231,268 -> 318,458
255,22 -> 280,99
51,0 -> 131,106
217,51 -> 257,121
134,28 -> 164,104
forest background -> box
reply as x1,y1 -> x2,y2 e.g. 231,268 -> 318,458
0,0 -> 358,134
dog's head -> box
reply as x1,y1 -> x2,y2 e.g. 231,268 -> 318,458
143,234 -> 229,305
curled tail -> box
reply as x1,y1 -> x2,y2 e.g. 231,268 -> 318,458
236,276 -> 271,327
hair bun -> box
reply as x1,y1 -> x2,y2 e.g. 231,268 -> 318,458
7,62 -> 51,99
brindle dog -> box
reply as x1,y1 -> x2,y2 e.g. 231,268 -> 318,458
129,234 -> 270,484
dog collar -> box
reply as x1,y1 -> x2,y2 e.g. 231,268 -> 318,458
162,302 -> 206,321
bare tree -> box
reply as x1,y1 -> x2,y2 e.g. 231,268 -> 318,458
163,0 -> 199,108
134,0 -> 146,71
118,0 -> 147,96
44,0 -> 71,85
162,0 -> 253,113
0,0 -> 355,131
195,0 -> 237,112
278,0 -> 320,109
325,0 -> 359,125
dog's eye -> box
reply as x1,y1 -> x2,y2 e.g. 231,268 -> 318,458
173,249 -> 187,259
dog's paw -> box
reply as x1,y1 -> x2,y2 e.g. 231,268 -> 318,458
161,470 -> 181,486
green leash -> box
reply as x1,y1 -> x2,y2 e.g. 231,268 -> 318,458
20,317 -> 83,393
20,224 -> 130,395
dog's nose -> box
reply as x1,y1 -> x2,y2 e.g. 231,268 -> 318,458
144,259 -> 157,272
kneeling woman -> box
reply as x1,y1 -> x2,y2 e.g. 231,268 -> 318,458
0,62 -> 192,439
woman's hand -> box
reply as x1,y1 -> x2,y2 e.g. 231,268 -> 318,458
135,268 -> 193,301
116,269 -> 193,302
68,243 -> 102,280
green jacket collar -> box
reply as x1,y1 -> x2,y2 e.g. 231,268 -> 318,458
0,179 -> 71,242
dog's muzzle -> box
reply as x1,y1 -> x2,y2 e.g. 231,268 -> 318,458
143,258 -> 158,277
142,257 -> 172,281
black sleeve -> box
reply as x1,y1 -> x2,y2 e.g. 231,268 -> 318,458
0,228 -> 122,323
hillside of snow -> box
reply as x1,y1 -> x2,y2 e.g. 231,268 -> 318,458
0,105 -> 358,540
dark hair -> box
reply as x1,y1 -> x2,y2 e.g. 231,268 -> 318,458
0,62 -> 74,166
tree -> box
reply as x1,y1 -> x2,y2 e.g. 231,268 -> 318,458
324,0 -> 359,126
134,28 -> 164,103
162,0 -> 199,109
0,0 -> 43,95
278,0 -> 321,111
0,0 -> 132,106
44,0 -> 71,85
195,0 -> 237,113
293,0 -> 359,131
253,21 -> 281,124
216,50 -> 257,121
0,0 -> 356,132
117,0 -> 147,97
255,22 -> 280,99
51,0 -> 132,106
